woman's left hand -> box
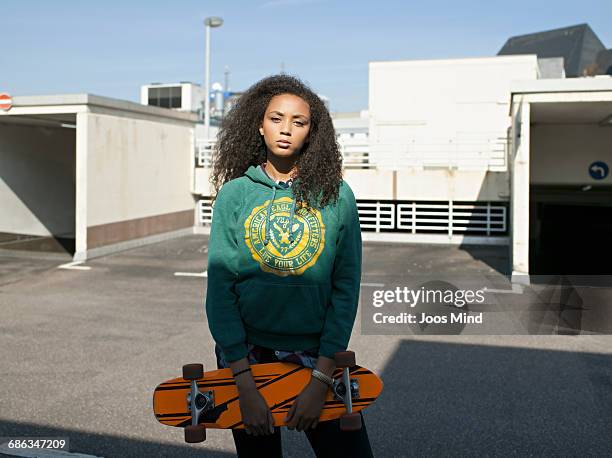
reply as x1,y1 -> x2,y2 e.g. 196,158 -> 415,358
284,379 -> 329,431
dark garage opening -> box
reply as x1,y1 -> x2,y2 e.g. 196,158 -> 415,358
530,186 -> 612,274
0,116 -> 76,257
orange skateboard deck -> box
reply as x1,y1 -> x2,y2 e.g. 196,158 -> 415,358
153,360 -> 383,442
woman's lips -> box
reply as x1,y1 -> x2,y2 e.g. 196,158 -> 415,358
276,140 -> 291,148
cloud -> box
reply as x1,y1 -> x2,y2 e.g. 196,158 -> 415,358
260,0 -> 326,8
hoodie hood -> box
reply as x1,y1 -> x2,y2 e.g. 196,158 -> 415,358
244,165 -> 297,246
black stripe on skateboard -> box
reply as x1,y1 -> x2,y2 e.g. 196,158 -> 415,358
323,397 -> 377,406
332,367 -> 367,376
159,375 -> 274,386
156,378 -> 274,391
156,382 -> 234,391
157,412 -> 190,418
271,397 -> 375,411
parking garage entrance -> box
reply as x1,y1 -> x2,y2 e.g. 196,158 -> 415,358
0,113 -> 76,257
527,100 -> 612,275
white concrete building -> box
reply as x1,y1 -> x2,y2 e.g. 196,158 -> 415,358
348,55 -> 539,248
140,82 -> 205,114
0,94 -> 198,261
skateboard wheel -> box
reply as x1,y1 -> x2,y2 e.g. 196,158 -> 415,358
184,424 -> 206,443
183,364 -> 204,380
334,351 -> 355,368
339,412 -> 362,431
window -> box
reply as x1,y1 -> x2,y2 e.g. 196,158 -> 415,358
148,86 -> 182,109
170,86 -> 181,108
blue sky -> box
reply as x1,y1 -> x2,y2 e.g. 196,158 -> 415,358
2,0 -> 610,112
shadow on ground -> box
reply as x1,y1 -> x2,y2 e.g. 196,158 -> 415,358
364,339 -> 612,456
458,244 -> 510,276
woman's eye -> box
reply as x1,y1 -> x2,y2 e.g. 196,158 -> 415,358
294,121 -> 304,126
271,117 -> 280,122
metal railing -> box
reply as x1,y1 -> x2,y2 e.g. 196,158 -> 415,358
395,201 -> 507,235
196,139 -> 215,167
198,198 -> 507,236
338,138 -> 372,169
355,202 -> 395,231
196,136 -> 507,171
197,198 -> 213,225
365,138 -> 507,171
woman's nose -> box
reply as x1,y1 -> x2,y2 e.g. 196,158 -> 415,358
280,120 -> 292,135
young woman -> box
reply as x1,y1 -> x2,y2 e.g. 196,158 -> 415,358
205,74 -> 373,457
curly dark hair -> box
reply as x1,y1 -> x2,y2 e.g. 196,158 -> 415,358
210,74 -> 343,209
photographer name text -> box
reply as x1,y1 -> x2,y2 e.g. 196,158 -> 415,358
373,311 -> 483,324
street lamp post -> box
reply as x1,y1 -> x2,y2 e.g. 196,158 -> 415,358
204,16 -> 223,139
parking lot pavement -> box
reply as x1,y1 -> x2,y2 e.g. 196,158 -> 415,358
0,234 -> 611,457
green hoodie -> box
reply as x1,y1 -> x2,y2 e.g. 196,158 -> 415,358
205,164 -> 362,363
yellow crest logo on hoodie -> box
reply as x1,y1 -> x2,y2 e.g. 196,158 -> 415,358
244,196 -> 325,276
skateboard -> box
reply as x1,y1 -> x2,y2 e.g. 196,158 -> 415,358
153,350 -> 383,443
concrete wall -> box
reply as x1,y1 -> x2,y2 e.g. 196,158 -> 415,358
343,169 -> 509,201
531,124 -> 612,185
194,167 -> 213,196
369,55 -> 538,142
86,113 -> 195,248
397,170 -> 509,201
0,122 -> 75,237
510,101 -> 531,276
343,169 -> 394,200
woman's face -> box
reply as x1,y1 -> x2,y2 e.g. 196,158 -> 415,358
259,93 -> 311,160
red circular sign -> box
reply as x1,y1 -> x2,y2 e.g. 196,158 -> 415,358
0,93 -> 13,111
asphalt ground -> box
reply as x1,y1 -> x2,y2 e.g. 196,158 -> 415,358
0,234 -> 611,457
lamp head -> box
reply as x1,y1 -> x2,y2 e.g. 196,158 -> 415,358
205,17 -> 223,27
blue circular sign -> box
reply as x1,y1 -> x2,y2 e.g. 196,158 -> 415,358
589,161 -> 609,180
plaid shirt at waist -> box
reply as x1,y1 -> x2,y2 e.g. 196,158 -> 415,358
214,343 -> 319,370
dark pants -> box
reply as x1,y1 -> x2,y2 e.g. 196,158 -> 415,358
215,347 -> 374,458
230,411 -> 373,458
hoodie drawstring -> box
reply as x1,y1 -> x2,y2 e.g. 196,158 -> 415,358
288,198 -> 296,244
263,187 -> 276,246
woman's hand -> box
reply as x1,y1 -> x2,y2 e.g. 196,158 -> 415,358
284,379 -> 329,431
238,386 -> 275,436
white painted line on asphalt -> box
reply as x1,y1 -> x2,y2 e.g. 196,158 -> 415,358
361,283 -> 385,287
174,270 -> 207,277
483,284 -> 524,294
0,443 -> 103,458
57,261 -> 91,270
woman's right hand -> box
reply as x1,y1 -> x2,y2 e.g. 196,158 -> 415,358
237,386 -> 275,436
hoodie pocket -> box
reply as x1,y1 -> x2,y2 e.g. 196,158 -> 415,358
238,280 -> 326,335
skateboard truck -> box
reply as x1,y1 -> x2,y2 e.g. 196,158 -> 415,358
332,377 -> 359,401
182,363 -> 210,443
334,350 -> 363,431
